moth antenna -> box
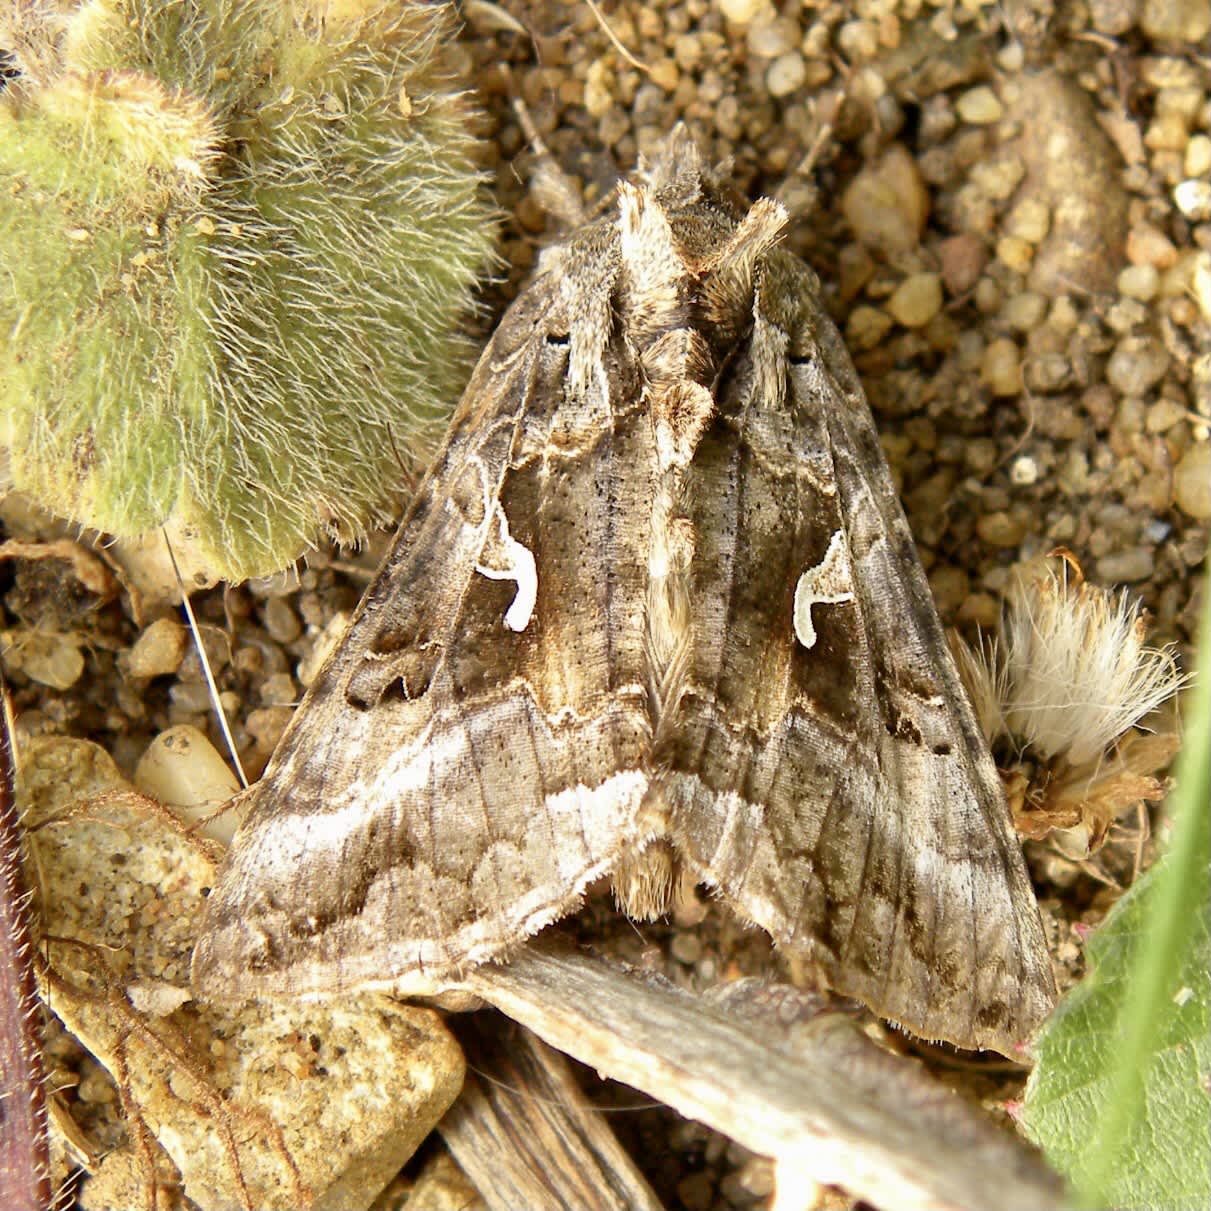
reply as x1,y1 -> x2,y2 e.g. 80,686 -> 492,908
161,530 -> 248,790
507,84 -> 589,230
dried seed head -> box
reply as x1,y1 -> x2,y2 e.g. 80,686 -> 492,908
954,551 -> 1188,853
996,552 -> 1185,767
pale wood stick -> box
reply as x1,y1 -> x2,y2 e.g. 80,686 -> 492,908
462,940 -> 1070,1211
439,1013 -> 662,1211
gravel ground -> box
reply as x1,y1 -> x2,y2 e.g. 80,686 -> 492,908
2,2 -> 1207,1208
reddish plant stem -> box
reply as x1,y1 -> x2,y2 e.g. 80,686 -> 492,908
0,673 -> 52,1210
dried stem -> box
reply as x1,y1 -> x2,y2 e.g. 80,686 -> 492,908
0,669 -> 52,1210
464,940 -> 1071,1211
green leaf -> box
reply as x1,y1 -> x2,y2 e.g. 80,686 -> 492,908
1022,594 -> 1211,1210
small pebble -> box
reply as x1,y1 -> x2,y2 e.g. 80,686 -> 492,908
1173,179 -> 1211,221
907,469 -> 957,517
298,611 -> 351,687
4,631 -> 84,690
133,725 -> 241,845
126,618 -> 186,679
970,155 -> 1025,202
246,705 -> 294,753
177,627 -> 230,680
1173,443 -> 1210,519
732,1157 -> 776,1199
886,273 -> 943,328
169,680 -> 213,715
957,591 -> 1001,628
1024,352 -> 1071,394
1139,0 -> 1211,44
676,1171 -> 716,1211
765,51 -> 806,97
938,233 -> 987,295
1126,223 -> 1178,270
837,243 -> 875,301
247,568 -> 299,599
1095,547 -> 1155,584
672,34 -> 703,70
1106,298 -> 1150,333
1106,336 -> 1170,396
928,565 -> 970,615
1191,251 -> 1211,320
260,671 -> 299,707
1185,134 -> 1211,179
746,14 -> 798,57
262,596 -> 302,645
981,338 -> 1023,397
965,438 -> 999,475
976,511 -> 1027,548
1146,398 -> 1188,434
996,236 -> 1034,273
1002,291 -> 1046,332
845,305 -> 894,351
716,0 -> 768,21
837,18 -> 879,60
841,145 -> 929,258
1048,296 -> 1080,333
1117,263 -> 1159,302
957,86 -> 1004,125
1010,455 -> 1040,486
77,1063 -> 118,1105
649,58 -> 679,93
583,60 -> 613,117
1089,0 -> 1137,35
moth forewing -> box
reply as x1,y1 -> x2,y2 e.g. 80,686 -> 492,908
193,128 -> 1055,1056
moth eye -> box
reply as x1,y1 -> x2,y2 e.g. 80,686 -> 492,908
932,743 -> 952,756
788,353 -> 815,366
545,331 -> 570,346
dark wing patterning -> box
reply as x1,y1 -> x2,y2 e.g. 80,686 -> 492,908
195,137 -> 1055,1055
667,249 -> 1055,1054
194,252 -> 661,999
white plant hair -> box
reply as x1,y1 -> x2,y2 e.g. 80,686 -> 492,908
962,552 -> 1187,767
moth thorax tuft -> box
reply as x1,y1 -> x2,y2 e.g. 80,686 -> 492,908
699,197 -> 789,336
639,328 -> 715,385
618,182 -> 687,335
652,380 -> 715,469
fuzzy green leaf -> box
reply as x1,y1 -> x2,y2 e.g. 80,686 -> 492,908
1,0 -> 496,582
1022,595 -> 1211,1210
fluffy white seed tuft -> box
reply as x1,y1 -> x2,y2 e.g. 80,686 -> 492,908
964,553 -> 1186,766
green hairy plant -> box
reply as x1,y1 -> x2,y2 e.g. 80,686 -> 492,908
1,0 -> 496,581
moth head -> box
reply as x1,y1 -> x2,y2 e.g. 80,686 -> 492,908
637,122 -> 708,195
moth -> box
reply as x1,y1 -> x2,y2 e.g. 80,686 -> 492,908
193,130 -> 1056,1055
